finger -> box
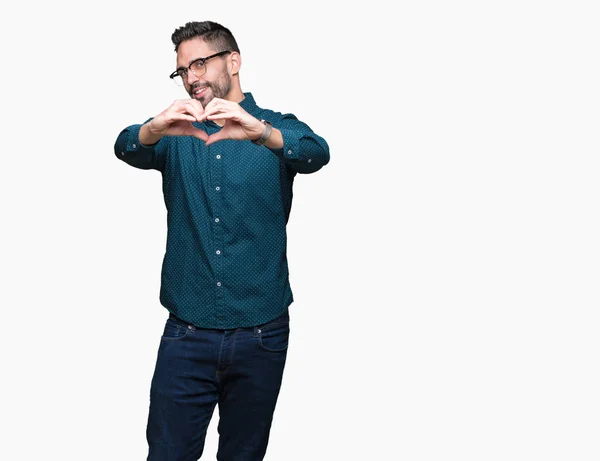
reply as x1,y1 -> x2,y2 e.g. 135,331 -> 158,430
173,113 -> 197,122
172,99 -> 194,111
201,102 -> 218,118
203,108 -> 227,119
203,98 -> 232,116
187,98 -> 205,111
188,99 -> 206,118
162,113 -> 196,126
205,101 -> 245,120
204,98 -> 225,109
175,124 -> 208,141
184,101 -> 205,121
204,106 -> 238,120
205,129 -> 231,146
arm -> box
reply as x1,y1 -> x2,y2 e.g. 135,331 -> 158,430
114,99 -> 208,171
201,99 -> 330,174
270,113 -> 330,174
114,122 -> 168,171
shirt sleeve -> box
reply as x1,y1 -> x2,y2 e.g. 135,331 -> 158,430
271,113 -> 330,174
114,122 -> 168,172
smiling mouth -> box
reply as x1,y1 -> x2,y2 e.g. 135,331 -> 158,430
192,86 -> 208,97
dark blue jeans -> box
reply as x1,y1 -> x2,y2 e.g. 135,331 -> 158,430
146,310 -> 290,461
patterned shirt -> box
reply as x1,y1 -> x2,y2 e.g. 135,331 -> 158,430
114,93 -> 330,328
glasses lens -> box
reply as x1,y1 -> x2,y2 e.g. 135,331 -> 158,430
191,61 -> 206,77
172,75 -> 184,86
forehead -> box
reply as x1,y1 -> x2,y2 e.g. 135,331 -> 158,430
176,38 -> 216,66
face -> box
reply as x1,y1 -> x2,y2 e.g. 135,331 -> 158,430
176,38 -> 232,106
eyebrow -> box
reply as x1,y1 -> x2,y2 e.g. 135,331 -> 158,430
176,56 -> 205,72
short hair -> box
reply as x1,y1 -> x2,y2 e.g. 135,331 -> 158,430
171,21 -> 240,54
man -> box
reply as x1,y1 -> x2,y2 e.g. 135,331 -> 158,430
113,21 -> 329,461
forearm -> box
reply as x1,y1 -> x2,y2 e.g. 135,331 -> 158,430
139,122 -> 163,146
114,124 -> 166,171
263,128 -> 283,150
261,113 -> 330,173
271,128 -> 330,174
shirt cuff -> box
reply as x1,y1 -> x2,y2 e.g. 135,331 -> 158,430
273,128 -> 301,161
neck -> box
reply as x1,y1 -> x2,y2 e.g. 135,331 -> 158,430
225,85 -> 245,103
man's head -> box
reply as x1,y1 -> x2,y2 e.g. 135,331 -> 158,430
172,21 -> 240,54
171,21 -> 243,105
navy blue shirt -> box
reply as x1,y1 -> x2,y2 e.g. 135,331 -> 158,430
114,93 -> 330,328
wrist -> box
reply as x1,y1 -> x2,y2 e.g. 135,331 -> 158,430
251,120 -> 273,146
140,123 -> 163,145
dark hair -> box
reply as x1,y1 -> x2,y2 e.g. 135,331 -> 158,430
171,21 -> 240,54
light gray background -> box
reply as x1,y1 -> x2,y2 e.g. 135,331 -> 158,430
1,1 -> 599,460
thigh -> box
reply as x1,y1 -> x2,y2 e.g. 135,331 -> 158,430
147,316 -> 221,461
216,311 -> 290,460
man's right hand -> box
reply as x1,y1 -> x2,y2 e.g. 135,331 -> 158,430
139,99 -> 209,145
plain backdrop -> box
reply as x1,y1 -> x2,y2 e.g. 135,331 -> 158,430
1,1 -> 599,460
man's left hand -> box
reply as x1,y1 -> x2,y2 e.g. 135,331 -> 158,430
202,98 -> 266,146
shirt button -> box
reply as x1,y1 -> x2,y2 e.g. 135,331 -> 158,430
287,149 -> 292,155
308,159 -> 312,163
215,186 -> 220,191
217,281 -> 222,287
215,218 -> 219,223
216,154 -> 221,159
121,152 -> 125,156
132,144 -> 136,148
216,250 -> 221,255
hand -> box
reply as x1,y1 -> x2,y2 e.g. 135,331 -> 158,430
202,98 -> 266,146
143,99 -> 209,143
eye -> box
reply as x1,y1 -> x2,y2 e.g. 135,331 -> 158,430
192,60 -> 206,71
176,69 -> 187,78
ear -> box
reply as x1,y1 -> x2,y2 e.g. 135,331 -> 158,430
229,51 -> 242,76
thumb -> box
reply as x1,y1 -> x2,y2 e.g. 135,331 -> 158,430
188,126 -> 209,142
205,129 -> 231,146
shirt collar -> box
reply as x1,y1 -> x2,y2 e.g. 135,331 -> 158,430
239,92 -> 256,111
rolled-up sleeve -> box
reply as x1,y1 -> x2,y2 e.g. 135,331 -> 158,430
271,114 -> 330,174
114,123 -> 168,171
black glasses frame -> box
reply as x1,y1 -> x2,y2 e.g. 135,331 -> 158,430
169,50 -> 232,81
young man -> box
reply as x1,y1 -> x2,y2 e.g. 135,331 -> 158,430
114,21 -> 330,461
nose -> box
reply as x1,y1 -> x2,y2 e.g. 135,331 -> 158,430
186,69 -> 199,85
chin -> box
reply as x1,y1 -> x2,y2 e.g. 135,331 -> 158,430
194,94 -> 213,106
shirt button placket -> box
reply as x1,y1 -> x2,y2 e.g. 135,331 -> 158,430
212,146 -> 225,318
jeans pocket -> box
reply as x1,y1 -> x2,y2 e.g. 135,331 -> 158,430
258,315 -> 290,352
161,318 -> 189,341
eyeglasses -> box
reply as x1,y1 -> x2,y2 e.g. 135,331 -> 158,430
169,50 -> 232,86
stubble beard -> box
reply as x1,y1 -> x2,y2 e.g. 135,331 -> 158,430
189,72 -> 232,107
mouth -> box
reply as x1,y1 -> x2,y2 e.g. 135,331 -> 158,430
192,85 -> 209,98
